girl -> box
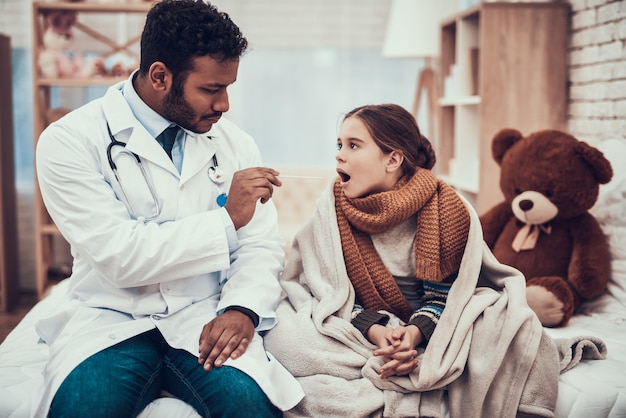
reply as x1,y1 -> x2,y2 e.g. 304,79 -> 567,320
334,104 -> 470,378
264,104 -> 556,418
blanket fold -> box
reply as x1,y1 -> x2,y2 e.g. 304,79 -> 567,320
553,335 -> 608,373
265,181 -> 597,418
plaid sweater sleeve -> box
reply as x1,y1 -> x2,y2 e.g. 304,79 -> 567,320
408,272 -> 457,343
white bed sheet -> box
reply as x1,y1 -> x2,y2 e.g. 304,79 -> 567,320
2,279 -> 625,418
545,295 -> 626,418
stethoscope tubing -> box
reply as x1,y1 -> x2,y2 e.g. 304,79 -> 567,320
105,124 -> 226,221
106,124 -> 161,221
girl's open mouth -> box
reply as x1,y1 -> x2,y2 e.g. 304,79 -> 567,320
337,171 -> 351,183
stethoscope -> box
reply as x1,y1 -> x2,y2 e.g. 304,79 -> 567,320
106,124 -> 227,221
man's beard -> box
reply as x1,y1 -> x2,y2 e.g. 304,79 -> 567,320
162,77 -> 200,133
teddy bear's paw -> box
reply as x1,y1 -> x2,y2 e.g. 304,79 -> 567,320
526,285 -> 564,327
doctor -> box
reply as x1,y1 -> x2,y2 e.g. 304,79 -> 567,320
34,1 -> 303,417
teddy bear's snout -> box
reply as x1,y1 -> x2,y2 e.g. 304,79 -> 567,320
512,191 -> 558,225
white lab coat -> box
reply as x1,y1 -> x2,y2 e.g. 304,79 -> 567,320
33,80 -> 304,416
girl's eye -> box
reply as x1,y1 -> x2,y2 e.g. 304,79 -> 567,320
336,143 -> 342,150
350,143 -> 358,149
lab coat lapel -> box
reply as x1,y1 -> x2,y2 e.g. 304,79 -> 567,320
101,83 -> 179,177
180,132 -> 218,185
124,131 -> 179,177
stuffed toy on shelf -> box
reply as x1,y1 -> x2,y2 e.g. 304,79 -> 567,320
91,51 -> 139,78
480,128 -> 613,327
38,10 -> 95,78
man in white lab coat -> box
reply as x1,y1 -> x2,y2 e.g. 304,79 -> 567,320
34,1 -> 303,417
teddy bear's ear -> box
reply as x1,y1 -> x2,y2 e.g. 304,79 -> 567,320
491,128 -> 523,165
575,141 -> 614,185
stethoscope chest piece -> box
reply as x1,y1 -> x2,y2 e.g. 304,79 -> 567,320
207,154 -> 225,184
208,165 -> 224,183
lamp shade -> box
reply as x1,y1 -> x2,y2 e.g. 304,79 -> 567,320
382,0 -> 457,58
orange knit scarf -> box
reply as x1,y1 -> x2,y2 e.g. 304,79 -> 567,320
334,169 -> 470,321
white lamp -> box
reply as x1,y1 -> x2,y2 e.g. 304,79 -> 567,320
382,0 -> 457,138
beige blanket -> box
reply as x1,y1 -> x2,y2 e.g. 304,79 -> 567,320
264,182 -> 580,418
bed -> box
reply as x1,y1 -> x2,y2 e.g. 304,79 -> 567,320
1,140 -> 625,417
542,136 -> 626,417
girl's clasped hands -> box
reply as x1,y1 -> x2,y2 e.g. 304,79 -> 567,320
368,324 -> 424,379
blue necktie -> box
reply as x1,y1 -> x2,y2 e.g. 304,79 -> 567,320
158,126 -> 179,160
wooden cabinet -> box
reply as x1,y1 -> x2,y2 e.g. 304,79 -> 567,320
32,1 -> 155,298
436,2 -> 569,214
0,33 -> 20,312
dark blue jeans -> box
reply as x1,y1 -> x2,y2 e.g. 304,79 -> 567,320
48,328 -> 282,418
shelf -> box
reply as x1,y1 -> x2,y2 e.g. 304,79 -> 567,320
40,224 -> 61,235
436,2 -> 569,214
37,76 -> 127,87
34,2 -> 154,14
32,2 -> 152,299
439,95 -> 481,107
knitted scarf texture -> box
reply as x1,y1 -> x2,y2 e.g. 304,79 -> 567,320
334,169 -> 470,321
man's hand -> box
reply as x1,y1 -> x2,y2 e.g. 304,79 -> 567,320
224,167 -> 282,230
198,310 -> 255,371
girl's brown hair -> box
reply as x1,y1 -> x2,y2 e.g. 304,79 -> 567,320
344,104 -> 436,176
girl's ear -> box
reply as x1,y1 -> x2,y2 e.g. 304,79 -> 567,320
386,150 -> 404,172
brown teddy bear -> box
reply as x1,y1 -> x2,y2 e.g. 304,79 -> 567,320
480,128 -> 613,327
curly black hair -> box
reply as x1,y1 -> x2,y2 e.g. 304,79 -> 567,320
139,0 -> 248,78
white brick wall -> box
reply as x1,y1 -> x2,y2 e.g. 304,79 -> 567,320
567,0 -> 626,144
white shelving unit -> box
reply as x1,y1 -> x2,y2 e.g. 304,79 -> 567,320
31,1 -> 155,298
436,2 -> 569,214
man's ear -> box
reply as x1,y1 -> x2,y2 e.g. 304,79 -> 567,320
148,61 -> 170,91
386,150 -> 404,173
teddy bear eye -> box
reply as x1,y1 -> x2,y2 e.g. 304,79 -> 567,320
514,188 -> 522,195
544,189 -> 554,197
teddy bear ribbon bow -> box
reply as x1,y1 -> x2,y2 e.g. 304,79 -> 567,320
512,223 -> 552,252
